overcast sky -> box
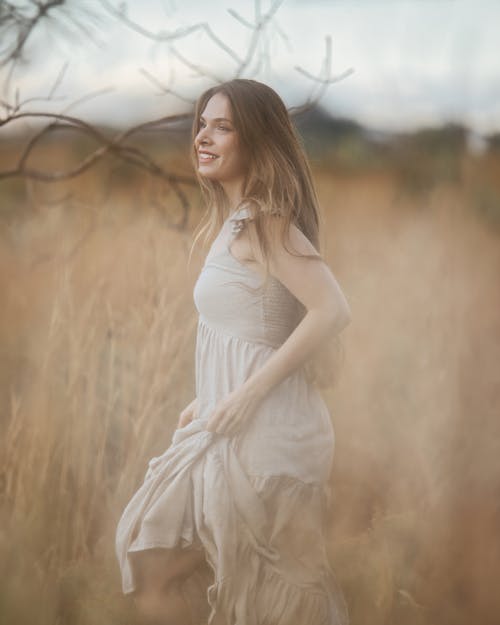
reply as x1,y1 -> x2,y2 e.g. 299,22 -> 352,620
4,0 -> 500,135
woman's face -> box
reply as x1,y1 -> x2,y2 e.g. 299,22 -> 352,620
194,92 -> 247,187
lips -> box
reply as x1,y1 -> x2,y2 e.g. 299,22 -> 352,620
198,150 -> 219,163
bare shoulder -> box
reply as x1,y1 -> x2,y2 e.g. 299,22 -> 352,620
246,215 -> 351,324
244,215 -> 321,265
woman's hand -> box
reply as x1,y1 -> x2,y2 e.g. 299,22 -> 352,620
205,385 -> 263,437
177,397 -> 198,429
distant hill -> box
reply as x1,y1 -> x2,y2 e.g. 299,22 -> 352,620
293,106 -> 366,146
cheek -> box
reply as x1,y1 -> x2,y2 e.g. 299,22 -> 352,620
221,135 -> 239,157
227,139 -> 245,168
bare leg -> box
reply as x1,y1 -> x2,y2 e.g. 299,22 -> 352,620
134,579 -> 192,625
131,547 -> 209,625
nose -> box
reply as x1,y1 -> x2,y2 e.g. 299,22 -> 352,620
195,125 -> 212,147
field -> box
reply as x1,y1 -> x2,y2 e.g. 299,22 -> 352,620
1,127 -> 499,624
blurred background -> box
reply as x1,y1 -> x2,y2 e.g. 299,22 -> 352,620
1,1 -> 499,624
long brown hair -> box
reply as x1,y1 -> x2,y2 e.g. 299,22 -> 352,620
188,79 -> 326,278
189,79 -> 344,388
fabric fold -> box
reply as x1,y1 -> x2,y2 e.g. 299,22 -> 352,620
115,417 -> 348,624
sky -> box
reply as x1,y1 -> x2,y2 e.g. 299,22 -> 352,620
3,0 -> 500,136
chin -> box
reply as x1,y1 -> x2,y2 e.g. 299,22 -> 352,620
198,168 -> 220,182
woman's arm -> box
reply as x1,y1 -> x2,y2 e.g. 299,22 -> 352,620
242,219 -> 351,400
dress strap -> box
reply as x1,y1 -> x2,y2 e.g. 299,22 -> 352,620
228,204 -> 286,239
228,206 -> 254,236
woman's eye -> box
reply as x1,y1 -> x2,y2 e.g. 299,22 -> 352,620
198,121 -> 231,132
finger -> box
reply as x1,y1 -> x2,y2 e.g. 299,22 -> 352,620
216,412 -> 232,433
205,417 -> 218,433
227,414 -> 244,437
216,416 -> 234,437
208,418 -> 226,435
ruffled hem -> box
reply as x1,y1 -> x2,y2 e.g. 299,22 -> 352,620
115,418 -> 348,625
206,540 -> 348,625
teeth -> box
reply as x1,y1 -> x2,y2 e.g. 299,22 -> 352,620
199,153 -> 217,160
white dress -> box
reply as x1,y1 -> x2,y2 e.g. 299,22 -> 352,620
115,206 -> 350,625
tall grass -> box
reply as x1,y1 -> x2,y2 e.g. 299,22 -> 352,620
1,149 -> 499,623
0,204 -> 199,624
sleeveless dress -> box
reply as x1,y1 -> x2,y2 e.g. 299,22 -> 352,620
115,206 -> 350,625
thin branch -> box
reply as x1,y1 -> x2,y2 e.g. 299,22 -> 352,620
0,110 -> 197,214
138,68 -> 195,104
108,0 -> 288,114
226,9 -> 254,30
1,93 -> 66,111
234,0 -> 285,78
290,36 -> 355,116
47,61 -> 69,100
295,64 -> 355,84
59,87 -> 116,115
169,45 -> 225,84
0,0 -> 108,93
99,0 -> 242,65
0,0 -> 66,69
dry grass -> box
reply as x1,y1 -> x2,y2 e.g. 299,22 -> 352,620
1,146 -> 499,624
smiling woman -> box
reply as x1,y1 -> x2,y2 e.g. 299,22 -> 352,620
115,78 -> 352,625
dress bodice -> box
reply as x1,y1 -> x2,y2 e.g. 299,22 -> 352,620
193,207 -> 306,349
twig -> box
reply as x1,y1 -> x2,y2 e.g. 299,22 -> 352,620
290,36 -> 355,116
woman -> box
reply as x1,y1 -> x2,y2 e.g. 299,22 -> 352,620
115,78 -> 352,625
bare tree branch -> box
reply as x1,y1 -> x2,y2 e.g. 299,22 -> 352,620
47,60 -> 69,100
169,44 -> 225,83
0,110 -> 197,223
0,1 -> 106,92
290,36 -> 355,116
138,68 -> 195,104
99,0 -> 243,65
0,0 -> 354,231
0,0 -> 65,69
101,0 -> 287,95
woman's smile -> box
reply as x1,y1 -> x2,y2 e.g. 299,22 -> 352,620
198,150 -> 219,163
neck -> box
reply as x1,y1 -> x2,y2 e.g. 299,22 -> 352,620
222,179 -> 244,216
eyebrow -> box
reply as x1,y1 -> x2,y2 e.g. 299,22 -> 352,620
199,115 -> 233,123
